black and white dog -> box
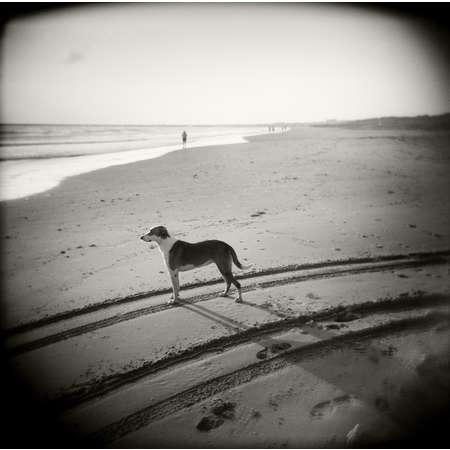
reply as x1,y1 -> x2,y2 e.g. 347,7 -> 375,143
141,226 -> 250,304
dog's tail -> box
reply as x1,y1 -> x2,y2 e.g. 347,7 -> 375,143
230,247 -> 252,270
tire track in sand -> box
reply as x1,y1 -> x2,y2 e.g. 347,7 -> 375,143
4,250 -> 450,356
7,250 -> 450,356
8,250 -> 450,337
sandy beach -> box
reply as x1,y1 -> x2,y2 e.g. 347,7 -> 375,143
2,125 -> 450,447
3,2 -> 449,447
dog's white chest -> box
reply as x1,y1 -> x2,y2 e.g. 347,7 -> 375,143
157,238 -> 177,269
159,246 -> 171,268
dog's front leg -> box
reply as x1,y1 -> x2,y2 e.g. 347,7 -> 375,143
168,269 -> 180,304
173,271 -> 180,300
175,271 -> 180,294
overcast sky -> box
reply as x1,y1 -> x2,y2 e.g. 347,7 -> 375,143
2,4 -> 448,125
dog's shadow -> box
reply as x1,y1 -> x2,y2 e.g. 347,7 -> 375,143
176,297 -> 302,358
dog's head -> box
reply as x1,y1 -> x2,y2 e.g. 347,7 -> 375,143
140,225 -> 170,243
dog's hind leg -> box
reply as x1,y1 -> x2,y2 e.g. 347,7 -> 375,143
231,275 -> 243,303
219,274 -> 231,297
217,260 -> 242,303
216,257 -> 232,297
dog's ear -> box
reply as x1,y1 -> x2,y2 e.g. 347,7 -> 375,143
151,226 -> 170,239
159,227 -> 170,239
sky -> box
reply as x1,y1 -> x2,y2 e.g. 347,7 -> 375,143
1,3 -> 449,125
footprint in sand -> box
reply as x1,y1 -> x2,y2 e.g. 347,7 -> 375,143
196,416 -> 224,431
196,401 -> 237,431
270,342 -> 292,353
256,342 -> 291,359
310,394 -> 357,419
335,311 -> 361,322
211,401 -> 236,420
256,348 -> 268,359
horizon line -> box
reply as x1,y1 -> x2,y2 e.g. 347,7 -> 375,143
1,112 -> 449,128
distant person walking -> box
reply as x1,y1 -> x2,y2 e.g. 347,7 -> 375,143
182,130 -> 187,149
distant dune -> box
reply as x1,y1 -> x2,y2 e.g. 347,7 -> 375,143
311,112 -> 450,131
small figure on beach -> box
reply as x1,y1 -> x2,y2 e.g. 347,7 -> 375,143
182,130 -> 187,149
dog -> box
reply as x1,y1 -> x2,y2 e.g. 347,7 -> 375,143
140,226 -> 250,304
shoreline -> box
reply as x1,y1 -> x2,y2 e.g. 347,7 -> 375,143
0,127 -> 274,202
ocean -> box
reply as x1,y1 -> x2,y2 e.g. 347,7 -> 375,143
0,124 -> 266,201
